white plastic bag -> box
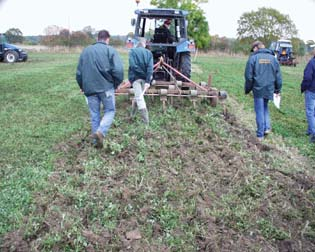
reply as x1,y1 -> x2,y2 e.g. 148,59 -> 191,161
273,94 -> 281,109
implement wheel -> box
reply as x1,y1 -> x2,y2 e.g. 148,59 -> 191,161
210,97 -> 218,107
209,91 -> 219,107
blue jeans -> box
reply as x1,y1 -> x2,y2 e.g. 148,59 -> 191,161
87,89 -> 115,137
304,90 -> 315,135
254,98 -> 271,137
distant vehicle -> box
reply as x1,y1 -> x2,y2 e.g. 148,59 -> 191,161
0,34 -> 28,63
269,39 -> 297,67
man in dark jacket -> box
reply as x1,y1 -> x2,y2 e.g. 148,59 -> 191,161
128,37 -> 153,125
76,29 -> 124,148
244,41 -> 282,141
301,48 -> 315,143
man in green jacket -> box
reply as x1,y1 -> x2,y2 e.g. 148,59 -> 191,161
128,37 -> 153,125
244,41 -> 282,141
76,30 -> 124,148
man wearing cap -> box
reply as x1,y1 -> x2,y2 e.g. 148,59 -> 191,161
244,41 -> 282,141
301,48 -> 315,143
128,37 -> 153,125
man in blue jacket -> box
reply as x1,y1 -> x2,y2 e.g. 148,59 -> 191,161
128,37 -> 153,125
301,48 -> 315,143
76,30 -> 124,148
244,41 -> 282,141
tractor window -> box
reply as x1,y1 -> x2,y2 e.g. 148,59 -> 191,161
138,18 -> 156,41
137,18 -> 145,37
137,17 -> 185,43
279,43 -> 292,48
153,18 -> 178,43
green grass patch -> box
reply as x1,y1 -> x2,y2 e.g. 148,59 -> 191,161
0,52 -> 86,234
0,51 -> 314,251
194,54 -> 315,157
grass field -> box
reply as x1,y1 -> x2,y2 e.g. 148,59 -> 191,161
0,51 -> 314,251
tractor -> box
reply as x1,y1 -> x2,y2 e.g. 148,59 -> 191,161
0,34 -> 28,63
269,39 -> 297,67
127,8 -> 194,81
116,5 -> 227,109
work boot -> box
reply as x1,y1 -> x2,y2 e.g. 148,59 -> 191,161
139,108 -> 149,125
95,131 -> 104,149
89,133 -> 98,146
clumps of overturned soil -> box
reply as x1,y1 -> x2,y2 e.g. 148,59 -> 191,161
1,99 -> 315,251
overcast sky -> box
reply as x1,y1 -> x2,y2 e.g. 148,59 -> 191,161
0,0 -> 314,41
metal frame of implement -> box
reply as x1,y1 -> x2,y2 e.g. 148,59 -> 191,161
115,57 -> 227,110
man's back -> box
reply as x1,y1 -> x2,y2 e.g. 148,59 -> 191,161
77,42 -> 124,96
245,48 -> 282,99
251,49 -> 278,83
128,46 -> 153,83
301,57 -> 315,93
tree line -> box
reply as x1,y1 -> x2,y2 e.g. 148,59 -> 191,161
3,0 -> 314,55
3,26 -> 126,48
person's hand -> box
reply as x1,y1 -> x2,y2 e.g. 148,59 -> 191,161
141,83 -> 150,96
117,80 -> 130,90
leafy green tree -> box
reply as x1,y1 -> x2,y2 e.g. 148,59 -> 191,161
291,37 -> 305,56
5,28 -> 23,44
237,7 -> 298,47
150,0 -> 210,49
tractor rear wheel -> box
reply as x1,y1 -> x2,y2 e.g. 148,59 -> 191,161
179,52 -> 191,79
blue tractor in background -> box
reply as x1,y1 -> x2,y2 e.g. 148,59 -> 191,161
0,34 -> 28,63
269,39 -> 297,67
